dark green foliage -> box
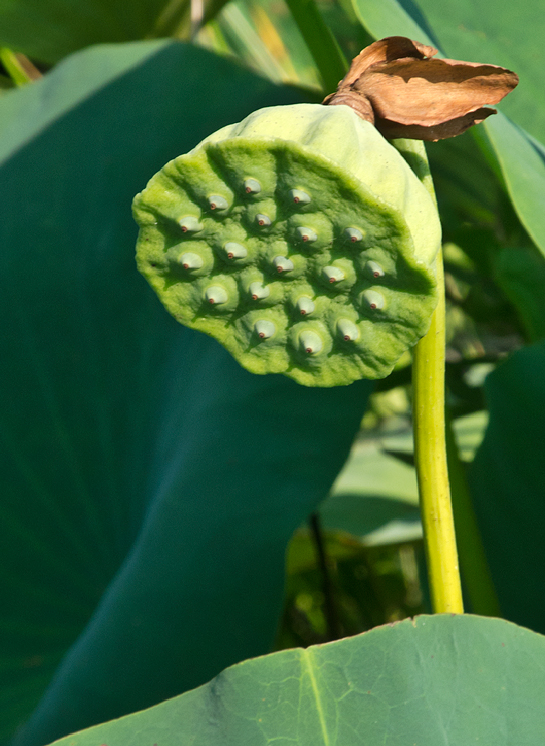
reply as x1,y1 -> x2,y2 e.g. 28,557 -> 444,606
0,41 -> 373,745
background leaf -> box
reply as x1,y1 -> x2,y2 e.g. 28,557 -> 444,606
50,614 -> 545,745
0,40 -> 373,745
469,341 -> 545,633
0,0 -> 174,63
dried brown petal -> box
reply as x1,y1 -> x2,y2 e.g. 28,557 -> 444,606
376,108 -> 497,141
324,36 -> 519,141
357,58 -> 519,128
339,37 -> 437,87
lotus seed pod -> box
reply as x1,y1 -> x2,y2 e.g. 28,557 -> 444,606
133,103 -> 441,386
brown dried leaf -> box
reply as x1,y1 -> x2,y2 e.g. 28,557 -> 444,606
324,36 -> 519,141
338,36 -> 437,88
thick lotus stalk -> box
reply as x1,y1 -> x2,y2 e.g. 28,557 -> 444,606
133,103 -> 441,387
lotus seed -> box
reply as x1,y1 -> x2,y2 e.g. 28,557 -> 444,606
296,227 -> 317,243
322,266 -> 345,284
361,289 -> 385,310
344,227 -> 363,243
224,242 -> 247,259
205,286 -> 228,305
295,297 -> 315,316
179,216 -> 202,233
299,330 -> 323,354
337,319 -> 360,342
244,178 -> 261,194
366,260 -> 385,278
249,282 -> 270,300
289,189 -> 311,205
255,320 -> 276,339
273,256 -> 294,273
179,252 -> 203,270
256,214 -> 271,227
208,195 -> 229,211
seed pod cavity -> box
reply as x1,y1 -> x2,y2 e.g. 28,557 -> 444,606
366,260 -> 385,279
299,330 -> 323,354
273,256 -> 294,274
205,285 -> 228,305
344,227 -> 363,243
224,242 -> 247,260
295,297 -> 315,316
243,178 -> 261,194
361,289 -> 386,311
255,320 -> 276,339
178,216 -> 203,233
295,227 -> 317,243
288,189 -> 311,205
179,252 -> 203,270
208,194 -> 229,211
322,266 -> 345,284
249,282 -> 270,300
337,318 -> 359,342
256,214 -> 271,227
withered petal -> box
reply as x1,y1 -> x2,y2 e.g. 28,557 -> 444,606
375,107 -> 497,141
353,58 -> 519,128
323,37 -> 519,140
337,36 -> 437,88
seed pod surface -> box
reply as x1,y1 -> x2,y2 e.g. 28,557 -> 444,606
133,104 -> 440,386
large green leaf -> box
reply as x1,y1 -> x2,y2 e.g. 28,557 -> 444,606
351,0 -> 545,259
0,40 -> 373,746
469,341 -> 545,633
51,614 -> 545,745
0,0 -> 172,63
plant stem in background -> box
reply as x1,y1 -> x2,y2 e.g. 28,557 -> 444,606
445,410 -> 501,616
413,251 -> 464,613
308,512 -> 342,640
0,48 -> 41,86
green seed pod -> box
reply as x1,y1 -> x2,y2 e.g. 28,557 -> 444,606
133,104 -> 441,386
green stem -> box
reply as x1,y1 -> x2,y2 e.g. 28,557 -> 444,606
413,249 -> 464,613
445,410 -> 501,616
0,48 -> 40,86
308,513 -> 342,641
